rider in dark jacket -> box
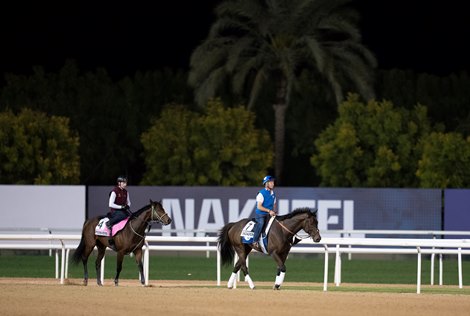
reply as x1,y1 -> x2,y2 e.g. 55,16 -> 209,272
106,176 -> 131,243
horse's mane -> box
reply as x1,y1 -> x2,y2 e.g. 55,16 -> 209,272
275,207 -> 317,221
130,204 -> 151,219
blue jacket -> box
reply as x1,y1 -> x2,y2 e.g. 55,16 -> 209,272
255,188 -> 276,215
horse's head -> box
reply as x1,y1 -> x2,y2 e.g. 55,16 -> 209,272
305,209 -> 321,243
149,199 -> 172,225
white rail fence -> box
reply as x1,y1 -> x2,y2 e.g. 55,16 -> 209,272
1,232 -> 469,294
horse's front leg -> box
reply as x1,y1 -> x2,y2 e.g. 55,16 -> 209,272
114,252 -> 125,286
274,266 -> 286,290
134,248 -> 145,285
271,252 -> 287,290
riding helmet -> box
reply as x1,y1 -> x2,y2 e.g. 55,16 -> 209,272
117,175 -> 128,183
262,175 -> 275,185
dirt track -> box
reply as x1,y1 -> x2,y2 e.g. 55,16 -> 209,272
1,278 -> 469,316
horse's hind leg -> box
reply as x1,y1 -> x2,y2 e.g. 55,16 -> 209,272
228,246 -> 255,289
82,259 -> 89,286
80,244 -> 95,286
94,245 -> 106,286
227,259 -> 240,289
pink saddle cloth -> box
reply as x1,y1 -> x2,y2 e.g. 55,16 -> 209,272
95,217 -> 129,236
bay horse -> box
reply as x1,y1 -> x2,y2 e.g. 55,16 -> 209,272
72,199 -> 171,286
218,207 -> 321,290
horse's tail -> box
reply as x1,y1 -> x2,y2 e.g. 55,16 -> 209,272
72,228 -> 86,265
218,222 -> 236,266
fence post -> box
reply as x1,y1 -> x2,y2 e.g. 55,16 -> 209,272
55,249 -> 59,279
430,235 -> 436,285
100,255 -> 105,285
439,253 -> 443,285
323,244 -> 329,292
65,249 -> 70,278
217,246 -> 221,286
144,241 -> 149,286
334,244 -> 341,286
234,253 -> 239,288
60,240 -> 65,285
458,247 -> 463,289
417,247 -> 421,294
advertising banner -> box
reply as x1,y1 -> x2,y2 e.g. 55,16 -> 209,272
88,187 -> 442,237
0,185 -> 86,230
444,189 -> 470,237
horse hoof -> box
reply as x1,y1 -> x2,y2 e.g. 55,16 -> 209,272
273,284 -> 281,290
227,286 -> 233,289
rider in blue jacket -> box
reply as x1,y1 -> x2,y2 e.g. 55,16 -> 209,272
251,175 -> 277,248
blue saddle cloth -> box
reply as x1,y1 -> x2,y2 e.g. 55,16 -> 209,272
240,217 -> 276,253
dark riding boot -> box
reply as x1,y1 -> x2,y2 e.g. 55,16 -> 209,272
106,222 -> 114,245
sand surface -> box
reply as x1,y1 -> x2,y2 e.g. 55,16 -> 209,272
1,278 -> 469,316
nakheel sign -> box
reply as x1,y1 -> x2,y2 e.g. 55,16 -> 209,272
161,197 -> 356,237
88,187 -> 442,235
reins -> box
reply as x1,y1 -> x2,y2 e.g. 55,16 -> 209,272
275,216 -> 319,241
128,221 -> 146,253
128,203 -> 169,253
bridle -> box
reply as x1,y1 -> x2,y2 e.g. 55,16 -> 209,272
275,216 -> 320,241
128,203 -> 170,252
150,203 -> 170,224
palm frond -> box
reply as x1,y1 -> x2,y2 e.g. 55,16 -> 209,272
189,0 -> 376,108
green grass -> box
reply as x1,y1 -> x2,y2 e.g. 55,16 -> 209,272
1,252 -> 469,289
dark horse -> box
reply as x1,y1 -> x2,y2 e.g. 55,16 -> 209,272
218,207 -> 321,290
72,199 -> 172,286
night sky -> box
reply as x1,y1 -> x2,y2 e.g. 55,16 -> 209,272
1,0 -> 469,83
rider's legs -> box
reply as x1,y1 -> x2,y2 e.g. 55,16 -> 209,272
252,213 -> 266,244
107,210 -> 128,236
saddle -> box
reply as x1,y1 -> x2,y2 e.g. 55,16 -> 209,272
240,216 -> 275,254
95,217 -> 130,237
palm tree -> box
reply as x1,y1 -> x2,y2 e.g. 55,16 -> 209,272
188,0 -> 376,183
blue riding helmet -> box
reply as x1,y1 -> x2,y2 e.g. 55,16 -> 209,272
262,175 -> 275,185
117,176 -> 128,183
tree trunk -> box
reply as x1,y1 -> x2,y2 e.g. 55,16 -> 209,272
273,103 -> 287,184
272,76 -> 289,184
